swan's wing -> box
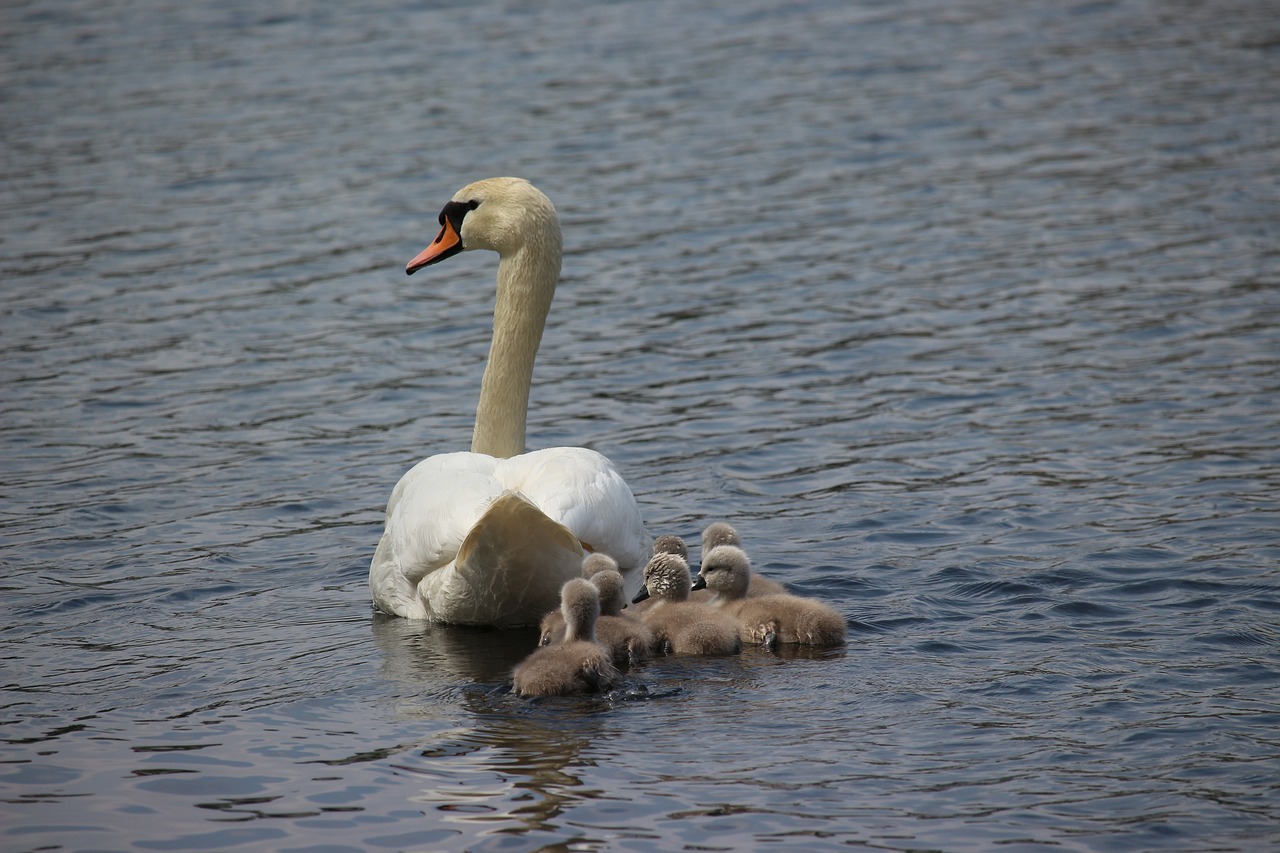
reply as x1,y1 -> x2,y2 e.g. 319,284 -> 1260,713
420,491 -> 585,626
495,447 -> 651,569
370,452 -> 503,618
370,447 -> 649,623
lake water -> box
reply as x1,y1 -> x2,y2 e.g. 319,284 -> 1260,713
3,0 -> 1279,850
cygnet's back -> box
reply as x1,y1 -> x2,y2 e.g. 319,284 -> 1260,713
699,522 -> 786,597
513,578 -> 620,697
697,545 -> 846,648
634,553 -> 740,656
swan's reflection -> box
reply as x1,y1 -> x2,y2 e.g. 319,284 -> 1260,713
368,611 -> 841,842
370,611 -> 540,689
369,613 -> 610,839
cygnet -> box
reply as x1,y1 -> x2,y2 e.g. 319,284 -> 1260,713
699,522 -> 787,597
632,553 -> 741,656
541,552 -> 622,641
513,578 -> 620,697
590,568 -> 656,667
539,570 -> 655,668
695,545 -> 845,648
582,552 -> 621,577
652,534 -> 690,561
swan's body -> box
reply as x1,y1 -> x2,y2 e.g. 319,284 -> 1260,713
696,545 -> 846,647
513,578 -> 620,697
370,178 -> 649,626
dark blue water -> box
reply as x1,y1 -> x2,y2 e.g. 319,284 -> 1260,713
3,0 -> 1279,850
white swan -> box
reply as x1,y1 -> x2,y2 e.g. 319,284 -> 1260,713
369,177 -> 651,626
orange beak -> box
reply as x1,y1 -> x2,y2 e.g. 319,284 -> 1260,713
406,215 -> 463,275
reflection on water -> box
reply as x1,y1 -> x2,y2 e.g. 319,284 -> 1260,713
371,615 -> 542,689
3,0 -> 1279,849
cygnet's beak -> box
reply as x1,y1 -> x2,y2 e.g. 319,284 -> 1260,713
690,575 -> 707,592
631,586 -> 651,604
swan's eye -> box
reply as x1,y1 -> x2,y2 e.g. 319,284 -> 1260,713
437,198 -> 481,226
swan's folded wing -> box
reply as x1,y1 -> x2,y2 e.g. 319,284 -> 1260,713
370,453 -> 505,617
422,490 -> 585,626
495,447 -> 651,570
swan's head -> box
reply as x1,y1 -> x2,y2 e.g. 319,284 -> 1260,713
692,544 -> 751,599
632,552 -> 692,604
406,176 -> 561,274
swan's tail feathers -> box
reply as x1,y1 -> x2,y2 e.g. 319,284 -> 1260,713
441,491 -> 586,626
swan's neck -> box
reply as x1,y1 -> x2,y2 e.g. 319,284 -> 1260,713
471,242 -> 560,458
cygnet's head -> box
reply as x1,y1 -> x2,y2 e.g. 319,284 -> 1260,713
693,544 -> 752,599
701,522 -> 741,553
590,569 -> 627,617
652,534 -> 689,561
633,552 -> 692,603
560,577 -> 601,642
582,552 -> 620,577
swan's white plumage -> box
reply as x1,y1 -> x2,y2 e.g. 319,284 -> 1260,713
369,178 -> 650,625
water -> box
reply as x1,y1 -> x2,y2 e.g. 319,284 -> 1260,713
3,0 -> 1279,849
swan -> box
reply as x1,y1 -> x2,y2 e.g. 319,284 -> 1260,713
694,545 -> 846,648
369,177 -> 651,626
632,553 -> 741,655
512,578 -> 620,697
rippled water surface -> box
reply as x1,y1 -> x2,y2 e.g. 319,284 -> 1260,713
4,0 -> 1280,850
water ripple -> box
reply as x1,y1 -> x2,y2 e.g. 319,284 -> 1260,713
3,0 -> 1280,850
